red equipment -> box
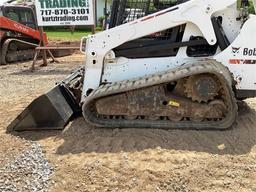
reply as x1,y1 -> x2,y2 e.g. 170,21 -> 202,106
0,4 -> 47,64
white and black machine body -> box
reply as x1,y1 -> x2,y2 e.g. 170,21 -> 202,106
8,0 -> 256,131
82,0 -> 256,99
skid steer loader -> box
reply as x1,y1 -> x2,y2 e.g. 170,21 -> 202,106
7,0 -> 256,131
0,3 -> 48,64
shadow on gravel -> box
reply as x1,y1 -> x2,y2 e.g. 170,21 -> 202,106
10,101 -> 256,155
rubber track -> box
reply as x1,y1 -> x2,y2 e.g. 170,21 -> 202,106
0,38 -> 38,65
82,60 -> 238,130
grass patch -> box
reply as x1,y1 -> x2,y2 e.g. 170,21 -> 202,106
45,30 -> 91,41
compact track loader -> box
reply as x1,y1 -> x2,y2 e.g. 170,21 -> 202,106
0,2 -> 71,65
0,3 -> 48,64
7,0 -> 256,131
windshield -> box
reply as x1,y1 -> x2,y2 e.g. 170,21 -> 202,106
4,7 -> 36,29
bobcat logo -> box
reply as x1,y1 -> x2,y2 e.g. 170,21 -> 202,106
232,47 -> 241,55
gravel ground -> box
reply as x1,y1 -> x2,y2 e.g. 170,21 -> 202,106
1,54 -> 256,191
0,142 -> 54,192
0,135 -> 30,168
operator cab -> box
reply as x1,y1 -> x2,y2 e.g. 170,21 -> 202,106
111,0 -> 255,58
2,5 -> 37,29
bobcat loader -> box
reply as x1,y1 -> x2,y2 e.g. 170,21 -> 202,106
7,0 -> 256,131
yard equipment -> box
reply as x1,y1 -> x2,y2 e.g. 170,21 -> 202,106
8,0 -> 256,131
0,3 -> 48,64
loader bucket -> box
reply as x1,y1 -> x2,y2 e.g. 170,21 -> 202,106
7,85 -> 79,132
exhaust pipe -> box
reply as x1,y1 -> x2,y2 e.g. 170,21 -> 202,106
7,68 -> 84,132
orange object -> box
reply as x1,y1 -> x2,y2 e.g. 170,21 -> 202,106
0,16 -> 48,44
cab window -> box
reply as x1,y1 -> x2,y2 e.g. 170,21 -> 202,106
4,7 -> 36,29
5,8 -> 19,22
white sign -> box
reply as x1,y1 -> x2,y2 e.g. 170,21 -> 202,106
35,0 -> 94,26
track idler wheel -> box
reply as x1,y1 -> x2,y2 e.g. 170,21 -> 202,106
208,100 -> 226,118
167,114 -> 183,122
124,115 -> 138,120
